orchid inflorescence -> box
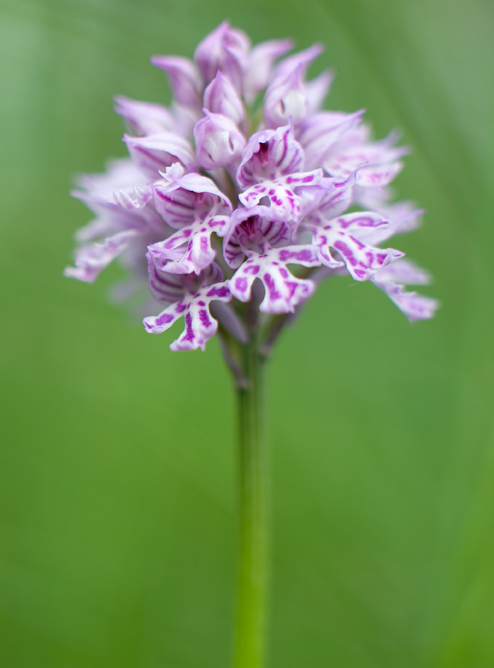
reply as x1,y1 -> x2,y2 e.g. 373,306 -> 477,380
66,21 -> 438,356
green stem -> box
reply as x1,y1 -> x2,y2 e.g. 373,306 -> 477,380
233,338 -> 269,668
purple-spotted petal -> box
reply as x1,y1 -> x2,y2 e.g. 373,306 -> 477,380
170,299 -> 221,350
228,246 -> 319,314
330,211 -> 392,232
352,204 -> 423,245
309,232 -> 345,269
307,212 -> 404,280
144,267 -> 232,351
239,169 -> 323,225
148,214 -> 229,274
173,284 -> 232,350
331,236 -> 403,280
239,181 -> 299,223
272,244 -> 321,267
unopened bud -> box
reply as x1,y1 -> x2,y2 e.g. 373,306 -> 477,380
193,110 -> 246,170
203,71 -> 244,125
263,65 -> 307,129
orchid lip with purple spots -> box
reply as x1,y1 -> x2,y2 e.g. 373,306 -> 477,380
66,22 -> 437,351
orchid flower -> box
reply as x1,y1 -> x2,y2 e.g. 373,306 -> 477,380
65,23 -> 438,668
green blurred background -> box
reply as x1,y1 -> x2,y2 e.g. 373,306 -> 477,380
1,0 -> 494,665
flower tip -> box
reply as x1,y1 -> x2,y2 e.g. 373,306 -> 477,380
63,265 -> 94,283
279,37 -> 295,50
142,317 -> 157,333
69,188 -> 84,200
169,339 -> 207,352
113,94 -> 127,108
408,297 -> 441,322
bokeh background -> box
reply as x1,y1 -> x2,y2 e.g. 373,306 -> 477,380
1,0 -> 494,665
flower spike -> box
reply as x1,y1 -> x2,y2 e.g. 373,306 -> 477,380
67,21 -> 437,353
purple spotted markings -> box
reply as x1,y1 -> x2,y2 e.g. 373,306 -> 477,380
66,22 -> 438,351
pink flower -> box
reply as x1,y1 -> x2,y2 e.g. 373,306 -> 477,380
66,22 -> 438,351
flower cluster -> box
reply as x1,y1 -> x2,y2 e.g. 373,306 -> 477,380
66,22 -> 438,351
